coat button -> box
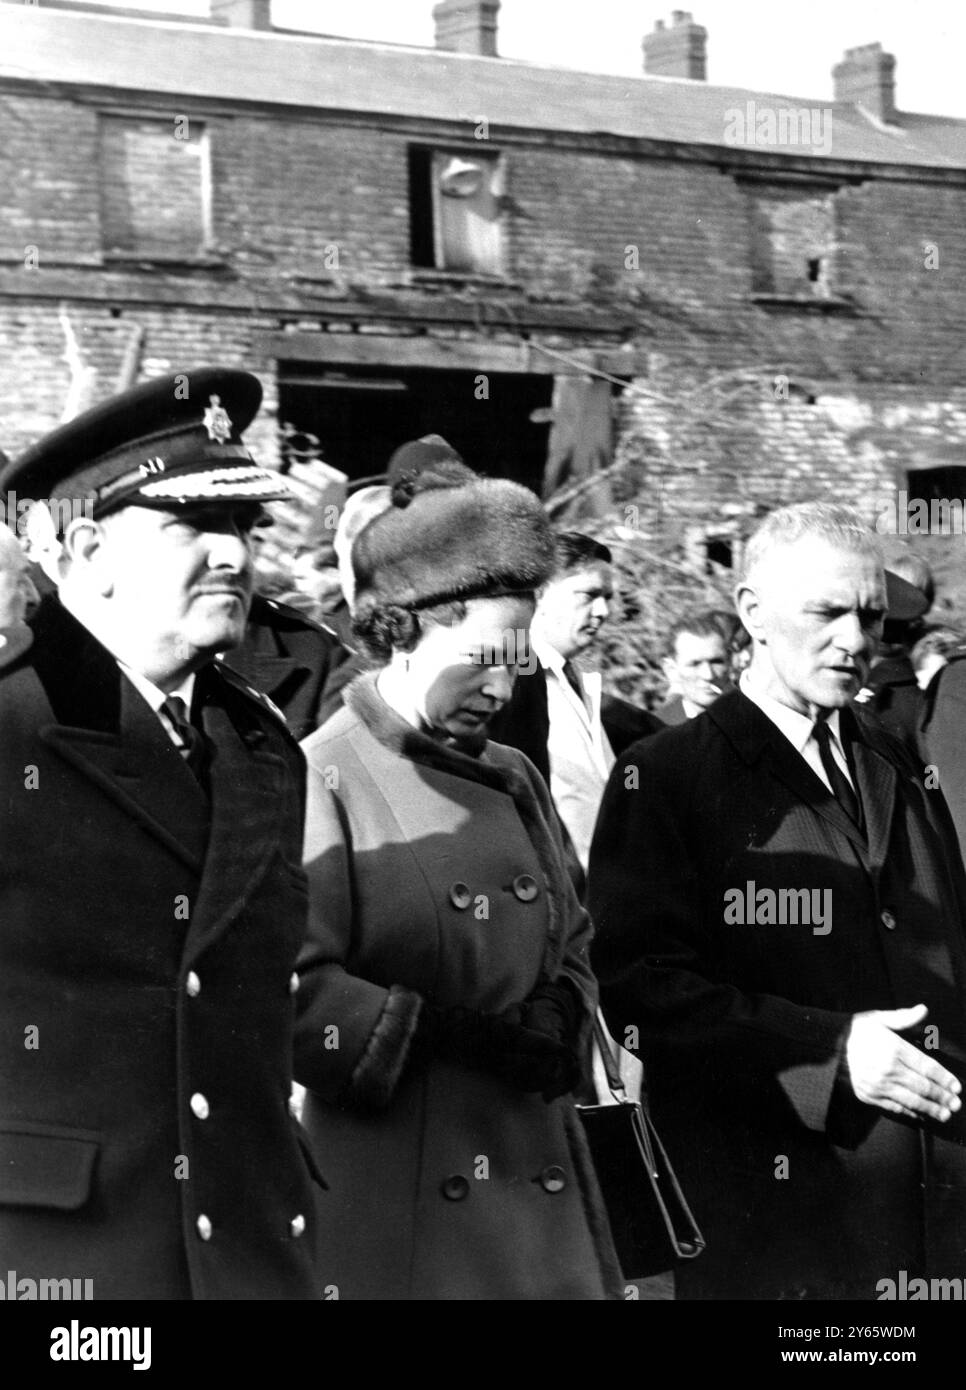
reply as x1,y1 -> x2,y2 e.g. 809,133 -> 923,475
196,1214 -> 212,1241
539,1165 -> 567,1194
290,1213 -> 306,1238
880,909 -> 897,931
441,1174 -> 470,1201
185,971 -> 201,998
190,1092 -> 210,1120
449,882 -> 472,911
512,874 -> 539,903
289,972 -> 300,995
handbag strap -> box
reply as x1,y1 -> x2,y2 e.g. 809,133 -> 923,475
593,1008 -> 627,1097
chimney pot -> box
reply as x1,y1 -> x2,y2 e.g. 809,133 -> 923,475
832,40 -> 897,123
643,11 -> 707,80
433,0 -> 501,58
210,0 -> 272,28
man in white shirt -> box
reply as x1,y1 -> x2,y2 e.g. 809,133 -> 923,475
589,501 -> 966,1301
490,532 -> 653,874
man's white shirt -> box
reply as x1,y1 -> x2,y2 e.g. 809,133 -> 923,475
535,637 -> 615,871
118,662 -> 197,751
739,669 -> 856,793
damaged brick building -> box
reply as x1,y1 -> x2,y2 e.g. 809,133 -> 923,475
1,0 -> 966,575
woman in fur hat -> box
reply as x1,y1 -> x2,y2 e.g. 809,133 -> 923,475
293,471 -> 623,1300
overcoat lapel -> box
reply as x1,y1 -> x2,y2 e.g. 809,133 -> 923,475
709,689 -> 871,858
227,646 -> 302,705
33,597 -> 209,869
183,684 -> 289,960
846,723 -> 898,877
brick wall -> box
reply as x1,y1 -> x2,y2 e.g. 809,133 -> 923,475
3,84 -> 966,571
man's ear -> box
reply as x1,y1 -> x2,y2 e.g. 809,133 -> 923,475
660,654 -> 677,683
735,582 -> 765,643
62,517 -> 113,596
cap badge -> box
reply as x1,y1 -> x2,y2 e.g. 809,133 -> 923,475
139,456 -> 166,477
203,395 -> 233,444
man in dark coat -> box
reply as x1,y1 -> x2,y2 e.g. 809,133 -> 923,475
853,559 -> 933,760
588,502 -> 966,1301
0,369 -> 326,1299
654,610 -> 732,726
922,651 -> 966,864
227,593 -> 353,740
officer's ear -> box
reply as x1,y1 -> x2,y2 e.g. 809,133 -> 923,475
61,515 -> 114,596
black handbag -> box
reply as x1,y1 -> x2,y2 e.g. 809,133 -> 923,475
577,1012 -> 705,1281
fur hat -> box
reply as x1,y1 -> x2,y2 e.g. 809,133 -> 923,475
353,475 -> 553,619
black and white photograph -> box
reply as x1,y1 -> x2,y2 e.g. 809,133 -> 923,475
2,0 -> 966,1366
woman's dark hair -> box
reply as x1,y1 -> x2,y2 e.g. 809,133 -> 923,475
352,591 -> 536,664
352,597 -> 469,663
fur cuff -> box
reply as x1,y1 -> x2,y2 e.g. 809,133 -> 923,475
344,985 -> 423,1110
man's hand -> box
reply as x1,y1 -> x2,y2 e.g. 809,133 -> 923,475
845,1003 -> 962,1122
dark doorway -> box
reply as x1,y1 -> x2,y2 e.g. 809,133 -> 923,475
277,363 -> 553,494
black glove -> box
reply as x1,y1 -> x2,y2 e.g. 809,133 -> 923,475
503,977 -> 585,1101
412,1003 -> 573,1097
518,977 -> 583,1049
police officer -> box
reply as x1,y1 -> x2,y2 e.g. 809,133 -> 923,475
0,368 -> 325,1299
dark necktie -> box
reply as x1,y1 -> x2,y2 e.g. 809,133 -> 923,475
811,716 -> 861,829
562,660 -> 588,712
162,695 -> 209,793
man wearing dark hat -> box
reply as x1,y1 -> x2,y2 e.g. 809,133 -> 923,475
854,555 -> 933,758
589,502 -> 966,1301
0,368 -> 326,1299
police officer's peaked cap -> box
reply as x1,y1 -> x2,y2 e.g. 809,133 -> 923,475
0,367 -> 291,519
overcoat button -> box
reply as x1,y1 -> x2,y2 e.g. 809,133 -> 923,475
540,1165 -> 567,1194
290,1213 -> 306,1238
512,874 -> 539,903
289,972 -> 300,994
196,1214 -> 213,1241
880,909 -> 897,931
449,882 -> 472,910
190,1092 -> 210,1120
186,971 -> 201,998
441,1174 -> 470,1201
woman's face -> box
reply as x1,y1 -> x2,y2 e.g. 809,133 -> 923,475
406,594 -> 535,739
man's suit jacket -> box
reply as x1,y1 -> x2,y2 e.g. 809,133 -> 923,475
226,593 -> 353,740
588,689 -> 966,1300
490,661 -> 663,785
0,596 -> 326,1299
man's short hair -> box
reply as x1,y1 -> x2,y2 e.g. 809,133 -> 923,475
552,531 -> 612,575
741,502 -> 882,588
665,609 -> 728,660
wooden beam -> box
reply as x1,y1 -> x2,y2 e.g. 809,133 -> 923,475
256,330 -> 618,376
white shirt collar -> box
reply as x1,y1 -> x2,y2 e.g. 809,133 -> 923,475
533,635 -> 567,675
739,668 -> 843,754
118,662 -> 196,716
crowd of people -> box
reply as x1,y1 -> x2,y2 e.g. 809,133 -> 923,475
3,365 -> 966,1302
